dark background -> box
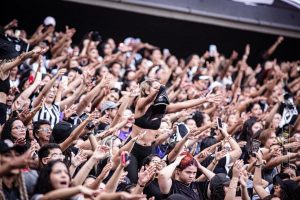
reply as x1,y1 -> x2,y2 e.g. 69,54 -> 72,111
1,0 -> 299,66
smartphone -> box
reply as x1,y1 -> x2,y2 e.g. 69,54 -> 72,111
176,123 -> 189,137
217,118 -> 223,129
251,139 -> 261,156
121,151 -> 130,165
209,44 -> 217,57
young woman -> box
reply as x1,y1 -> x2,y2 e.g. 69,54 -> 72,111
126,79 -> 220,183
32,160 -> 97,200
1,117 -> 31,148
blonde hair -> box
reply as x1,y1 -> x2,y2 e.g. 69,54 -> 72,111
140,79 -> 158,97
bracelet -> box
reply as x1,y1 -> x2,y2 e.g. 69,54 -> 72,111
212,159 -> 218,165
228,186 -> 237,190
254,163 -> 263,167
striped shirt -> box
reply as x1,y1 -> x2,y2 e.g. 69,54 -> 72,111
33,103 -> 61,128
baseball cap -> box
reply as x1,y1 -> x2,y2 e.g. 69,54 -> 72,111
100,101 -> 119,113
43,16 -> 56,27
0,139 -> 26,154
52,121 -> 76,143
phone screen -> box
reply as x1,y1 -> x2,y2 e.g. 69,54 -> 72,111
252,139 -> 261,155
217,118 -> 222,129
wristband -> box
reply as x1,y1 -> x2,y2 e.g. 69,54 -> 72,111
254,163 -> 263,167
212,159 -> 218,165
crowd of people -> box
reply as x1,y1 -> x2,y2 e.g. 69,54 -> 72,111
0,15 -> 300,200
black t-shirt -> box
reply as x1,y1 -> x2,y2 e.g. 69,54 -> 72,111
144,178 -> 162,200
163,179 -> 204,200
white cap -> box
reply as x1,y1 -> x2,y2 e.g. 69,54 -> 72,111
209,81 -> 224,91
44,16 -> 56,26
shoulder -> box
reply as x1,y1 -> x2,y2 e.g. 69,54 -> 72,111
31,194 -> 43,200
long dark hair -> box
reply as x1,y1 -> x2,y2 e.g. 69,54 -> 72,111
0,117 -> 31,149
34,160 -> 70,194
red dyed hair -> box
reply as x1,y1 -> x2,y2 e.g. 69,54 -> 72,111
177,152 -> 197,170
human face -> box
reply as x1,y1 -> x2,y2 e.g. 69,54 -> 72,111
89,48 -> 99,59
177,165 -> 197,185
107,92 -> 119,102
283,167 -> 296,179
45,87 -> 57,104
11,120 -> 27,140
186,119 -> 197,130
123,109 -> 134,128
167,55 -> 178,67
100,66 -> 109,76
272,113 -> 281,128
147,81 -> 160,95
148,156 -> 161,168
251,103 -> 263,117
228,114 -> 238,126
251,122 -> 263,135
104,44 -> 113,56
111,63 -> 121,77
107,108 -> 118,119
50,162 -> 70,189
265,132 -> 277,148
151,49 -> 162,62
37,124 -> 52,142
68,71 -> 76,83
10,66 -> 18,76
273,184 -> 282,197
43,148 -> 65,165
177,91 -> 187,101
159,121 -> 170,133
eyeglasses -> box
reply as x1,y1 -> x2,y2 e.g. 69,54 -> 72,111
38,128 -> 52,132
12,126 -> 27,131
49,153 -> 65,160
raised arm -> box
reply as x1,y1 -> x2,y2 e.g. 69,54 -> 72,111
253,152 -> 269,199
1,50 -> 36,74
219,127 -> 242,163
158,155 -> 184,194
59,113 -> 96,152
262,36 -> 284,59
167,130 -> 195,163
76,75 -> 110,116
166,94 -> 222,114
136,86 -> 159,112
224,160 -> 244,200
39,185 -> 96,200
72,145 -> 110,186
14,71 -> 42,106
60,80 -> 84,109
104,160 -> 127,193
110,87 -> 139,127
32,68 -> 66,108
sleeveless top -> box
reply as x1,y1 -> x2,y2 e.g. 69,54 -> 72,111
134,104 -> 167,130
